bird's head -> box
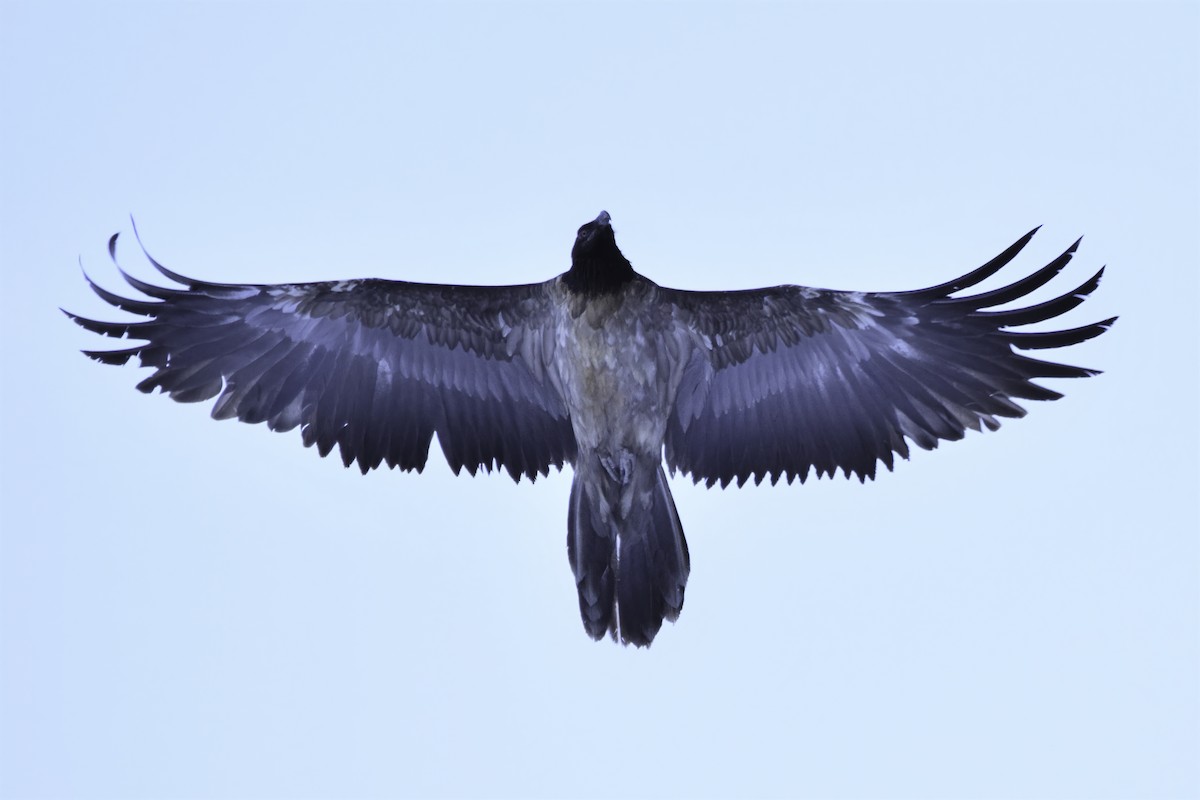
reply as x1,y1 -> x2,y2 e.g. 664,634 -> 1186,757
565,210 -> 635,294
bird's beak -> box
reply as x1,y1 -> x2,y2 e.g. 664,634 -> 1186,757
595,210 -> 611,227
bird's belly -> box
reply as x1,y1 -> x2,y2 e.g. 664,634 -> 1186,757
555,309 -> 669,459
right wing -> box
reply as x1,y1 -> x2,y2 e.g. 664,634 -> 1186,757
66,234 -> 576,480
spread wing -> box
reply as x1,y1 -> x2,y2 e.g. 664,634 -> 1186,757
67,234 -> 576,480
662,229 -> 1115,487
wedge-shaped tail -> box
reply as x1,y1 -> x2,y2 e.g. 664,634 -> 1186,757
568,455 -> 690,647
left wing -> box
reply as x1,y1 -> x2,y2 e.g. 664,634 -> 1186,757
66,234 -> 576,480
662,229 -> 1114,487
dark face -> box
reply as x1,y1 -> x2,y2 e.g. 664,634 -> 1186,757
572,210 -> 616,261
564,210 -> 634,294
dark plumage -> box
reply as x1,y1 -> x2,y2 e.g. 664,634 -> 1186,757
67,213 -> 1114,646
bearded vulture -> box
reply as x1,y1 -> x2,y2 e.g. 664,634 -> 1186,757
66,212 -> 1114,646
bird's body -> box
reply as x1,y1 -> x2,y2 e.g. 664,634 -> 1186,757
556,278 -> 672,458
68,212 -> 1114,646
552,273 -> 692,643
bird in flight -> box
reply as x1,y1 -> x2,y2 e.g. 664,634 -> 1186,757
67,212 -> 1114,646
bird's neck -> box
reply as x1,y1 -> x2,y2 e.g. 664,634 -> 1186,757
563,254 -> 637,295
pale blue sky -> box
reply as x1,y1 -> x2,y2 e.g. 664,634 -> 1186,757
1,2 -> 1197,798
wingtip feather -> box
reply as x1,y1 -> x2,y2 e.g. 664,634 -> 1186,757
129,219 -> 197,286
903,226 -> 1044,299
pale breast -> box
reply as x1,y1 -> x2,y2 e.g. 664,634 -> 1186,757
551,281 -> 680,457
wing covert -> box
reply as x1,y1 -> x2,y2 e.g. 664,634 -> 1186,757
67,234 -> 576,480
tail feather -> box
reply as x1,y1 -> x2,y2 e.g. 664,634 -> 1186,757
567,469 -> 616,640
650,465 -> 689,620
567,458 -> 690,647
